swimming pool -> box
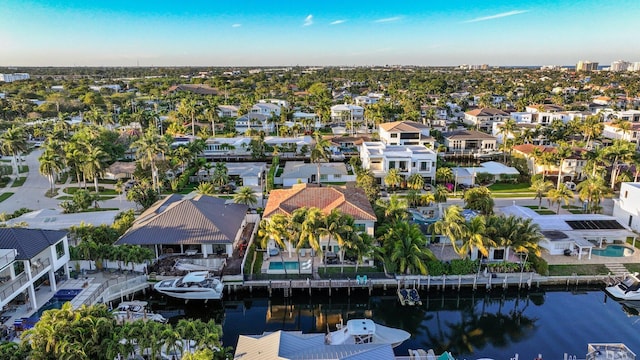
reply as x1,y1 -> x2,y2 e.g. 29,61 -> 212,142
592,245 -> 635,257
268,261 -> 300,270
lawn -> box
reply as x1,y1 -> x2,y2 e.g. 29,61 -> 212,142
625,264 -> 640,273
548,264 -> 610,276
11,177 -> 26,187
243,246 -> 263,276
18,166 -> 29,174
63,187 -> 118,195
535,210 -> 557,215
491,193 -> 535,198
0,193 -> 14,202
488,183 -> 531,192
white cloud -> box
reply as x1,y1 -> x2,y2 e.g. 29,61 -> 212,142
304,14 -> 313,26
330,20 -> 346,25
232,24 -> 241,28
373,16 -> 402,23
463,10 -> 529,23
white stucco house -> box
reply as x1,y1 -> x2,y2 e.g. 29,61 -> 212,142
360,142 -> 437,184
613,182 -> 640,232
330,104 -> 364,122
378,120 -> 435,147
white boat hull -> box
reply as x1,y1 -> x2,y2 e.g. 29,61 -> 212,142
154,288 -> 223,300
153,272 -> 224,300
605,284 -> 640,301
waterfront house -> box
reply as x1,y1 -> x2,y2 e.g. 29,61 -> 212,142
500,205 -> 636,260
359,142 -> 437,185
441,130 -> 497,154
235,330 -> 396,360
602,121 -> 640,146
115,195 -> 249,258
0,228 -> 70,311
263,183 -> 377,250
613,182 -> 640,233
378,120 -> 436,148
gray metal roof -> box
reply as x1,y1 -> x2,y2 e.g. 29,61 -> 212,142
0,228 -> 67,260
116,195 -> 248,246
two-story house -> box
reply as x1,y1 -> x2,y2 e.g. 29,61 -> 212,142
235,113 -> 272,134
378,121 -> 435,148
360,142 -> 437,184
251,102 -> 281,117
512,144 -> 587,181
217,105 -> 239,118
463,108 -> 510,132
602,121 -> 640,146
442,130 -> 497,154
0,229 -> 70,311
330,104 -> 364,122
613,182 -> 640,232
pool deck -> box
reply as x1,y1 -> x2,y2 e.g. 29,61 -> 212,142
261,253 -> 315,275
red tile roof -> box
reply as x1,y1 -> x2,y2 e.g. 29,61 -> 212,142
264,184 -> 376,221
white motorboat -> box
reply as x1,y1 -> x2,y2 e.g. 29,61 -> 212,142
112,301 -> 167,324
326,319 -> 410,348
605,272 -> 640,301
153,271 -> 224,300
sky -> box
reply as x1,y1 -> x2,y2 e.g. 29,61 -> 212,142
1,0 -> 639,67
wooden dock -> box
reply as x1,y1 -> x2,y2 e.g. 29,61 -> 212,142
225,272 -> 613,298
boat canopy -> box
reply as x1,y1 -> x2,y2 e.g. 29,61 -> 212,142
182,271 -> 209,283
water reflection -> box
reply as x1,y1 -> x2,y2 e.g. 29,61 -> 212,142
141,288 -> 640,358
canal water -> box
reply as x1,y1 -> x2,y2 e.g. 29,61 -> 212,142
140,287 -> 640,359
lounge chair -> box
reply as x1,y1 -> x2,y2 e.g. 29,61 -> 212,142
299,249 -> 306,257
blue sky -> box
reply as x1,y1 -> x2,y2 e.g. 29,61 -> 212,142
1,0 -> 639,66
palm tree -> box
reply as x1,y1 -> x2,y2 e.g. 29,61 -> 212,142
195,182 -> 215,195
431,205 -> 466,246
0,125 -> 28,177
131,128 -> 168,192
298,207 -> 325,262
498,118 -> 518,163
604,139 -> 636,190
530,178 -> 553,209
375,195 -> 408,222
319,209 -> 352,269
310,132 -> 330,185
380,221 -> 434,275
84,143 -> 109,193
458,216 -> 496,259
39,148 -> 64,193
178,96 -> 200,136
233,186 -> 258,207
346,232 -> 374,273
384,168 -> 403,191
407,173 -> 425,190
436,167 -> 454,184
463,187 -> 494,215
554,142 -> 573,189
434,184 -> 448,203
576,175 -> 610,214
211,162 -> 229,190
548,184 -> 574,214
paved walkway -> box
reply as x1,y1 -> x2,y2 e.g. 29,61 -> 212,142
0,148 -> 136,214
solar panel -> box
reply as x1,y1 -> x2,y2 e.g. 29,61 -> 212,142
565,220 -> 625,230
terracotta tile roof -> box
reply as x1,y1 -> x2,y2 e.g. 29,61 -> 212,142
379,120 -> 429,132
512,144 -> 585,158
264,184 -> 376,221
465,108 -> 509,117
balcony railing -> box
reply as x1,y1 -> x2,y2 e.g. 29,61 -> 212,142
0,250 -> 16,270
30,258 -> 51,276
0,273 -> 28,302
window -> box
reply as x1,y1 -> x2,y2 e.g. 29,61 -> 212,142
420,162 -> 428,171
56,241 -> 65,259
320,174 -> 328,181
353,224 -> 366,233
388,161 -> 396,169
493,249 -> 505,260
334,174 -> 342,179
390,133 -> 398,138
625,191 -> 628,198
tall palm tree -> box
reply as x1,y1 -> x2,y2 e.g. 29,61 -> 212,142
233,186 -> 258,207
554,142 -> 573,189
39,148 -> 64,192
0,125 -> 28,177
310,132 -> 330,186
431,205 -> 466,246
211,162 -> 229,190
298,207 -> 325,261
131,128 -> 168,192
530,178 -> 553,209
498,118 -> 518,163
457,216 -> 496,259
319,209 -> 352,269
604,139 -> 636,190
178,96 -> 200,136
576,175 -> 610,214
84,143 -> 109,193
548,184 -> 574,214
463,187 -> 494,215
434,184 -> 448,203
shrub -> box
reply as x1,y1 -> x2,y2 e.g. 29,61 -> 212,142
475,172 -> 493,185
426,261 -> 446,276
449,258 -> 478,275
529,254 -> 548,276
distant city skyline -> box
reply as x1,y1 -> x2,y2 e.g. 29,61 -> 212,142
1,0 -> 640,67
